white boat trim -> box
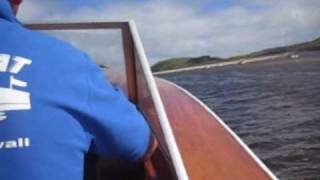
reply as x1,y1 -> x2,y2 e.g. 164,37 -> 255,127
129,20 -> 189,180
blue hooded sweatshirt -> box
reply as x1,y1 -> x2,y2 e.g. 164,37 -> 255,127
0,1 -> 151,179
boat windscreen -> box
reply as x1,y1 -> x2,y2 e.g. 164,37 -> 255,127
41,29 -> 128,94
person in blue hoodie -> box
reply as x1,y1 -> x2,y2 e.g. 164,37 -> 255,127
0,0 -> 155,179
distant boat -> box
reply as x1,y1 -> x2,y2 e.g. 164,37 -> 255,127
290,53 -> 300,59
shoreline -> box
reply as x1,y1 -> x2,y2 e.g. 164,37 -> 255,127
153,52 -> 292,75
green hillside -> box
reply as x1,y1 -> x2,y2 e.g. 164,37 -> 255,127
151,56 -> 222,72
152,37 -> 320,72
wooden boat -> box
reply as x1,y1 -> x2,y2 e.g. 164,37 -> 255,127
26,21 -> 278,180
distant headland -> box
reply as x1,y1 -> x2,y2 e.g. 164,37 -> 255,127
152,37 -> 320,74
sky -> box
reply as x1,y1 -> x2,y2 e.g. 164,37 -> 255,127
18,0 -> 320,64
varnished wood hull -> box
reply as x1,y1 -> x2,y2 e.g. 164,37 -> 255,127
105,74 -> 275,179
155,78 -> 273,179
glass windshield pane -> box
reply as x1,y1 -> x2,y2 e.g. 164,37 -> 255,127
42,29 -> 128,94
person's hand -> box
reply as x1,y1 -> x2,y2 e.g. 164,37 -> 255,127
142,135 -> 158,161
142,135 -> 158,179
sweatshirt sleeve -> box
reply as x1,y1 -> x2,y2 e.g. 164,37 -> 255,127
83,56 -> 151,161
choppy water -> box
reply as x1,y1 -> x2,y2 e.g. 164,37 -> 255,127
159,52 -> 320,180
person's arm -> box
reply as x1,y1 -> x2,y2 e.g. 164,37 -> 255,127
82,56 -> 153,161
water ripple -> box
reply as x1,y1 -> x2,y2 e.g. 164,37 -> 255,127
160,52 -> 320,179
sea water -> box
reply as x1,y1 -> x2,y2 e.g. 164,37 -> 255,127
159,51 -> 320,180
